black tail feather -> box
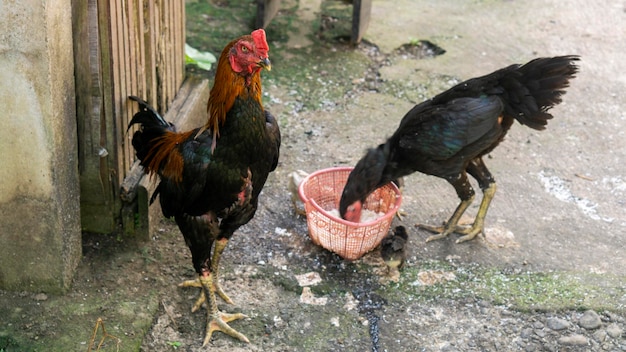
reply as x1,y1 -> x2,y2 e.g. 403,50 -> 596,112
127,95 -> 172,131
127,95 -> 175,167
510,55 -> 580,130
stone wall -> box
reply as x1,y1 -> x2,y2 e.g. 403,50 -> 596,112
0,0 -> 82,293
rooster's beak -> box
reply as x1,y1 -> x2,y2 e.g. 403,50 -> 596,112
257,57 -> 271,71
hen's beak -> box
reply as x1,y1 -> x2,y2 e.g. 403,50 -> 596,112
257,57 -> 271,71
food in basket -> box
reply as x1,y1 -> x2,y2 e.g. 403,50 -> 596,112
326,208 -> 385,223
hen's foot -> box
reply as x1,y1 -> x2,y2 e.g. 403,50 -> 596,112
451,223 -> 483,243
395,209 -> 407,221
419,222 -> 484,243
419,223 -> 454,242
203,311 -> 250,346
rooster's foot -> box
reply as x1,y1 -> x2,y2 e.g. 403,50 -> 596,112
179,278 -> 234,307
203,311 -> 249,346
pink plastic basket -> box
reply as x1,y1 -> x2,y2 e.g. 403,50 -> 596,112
298,167 -> 402,260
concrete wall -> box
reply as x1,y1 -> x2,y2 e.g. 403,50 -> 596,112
0,0 -> 82,293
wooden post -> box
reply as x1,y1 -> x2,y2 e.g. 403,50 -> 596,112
351,0 -> 372,45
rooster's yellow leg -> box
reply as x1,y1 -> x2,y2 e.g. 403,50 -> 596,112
210,238 -> 234,304
453,183 -> 496,243
198,273 -> 249,346
420,194 -> 474,242
179,238 -> 233,308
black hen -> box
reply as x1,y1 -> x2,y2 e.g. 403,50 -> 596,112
340,55 -> 579,243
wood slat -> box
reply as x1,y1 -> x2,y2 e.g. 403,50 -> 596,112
144,0 -> 157,107
76,0 -> 185,232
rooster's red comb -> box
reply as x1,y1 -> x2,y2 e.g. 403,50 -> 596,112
251,29 -> 269,54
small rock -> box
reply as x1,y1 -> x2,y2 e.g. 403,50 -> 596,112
593,329 -> 607,342
33,293 -> 48,301
413,270 -> 456,286
342,292 -> 358,311
579,310 -> 602,330
606,323 -> 623,338
520,328 -> 533,339
558,334 -> 589,346
477,300 -> 491,308
546,317 -> 570,331
299,287 -> 328,306
525,343 -> 539,352
294,272 -> 322,287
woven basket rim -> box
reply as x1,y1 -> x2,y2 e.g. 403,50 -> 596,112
298,166 -> 402,227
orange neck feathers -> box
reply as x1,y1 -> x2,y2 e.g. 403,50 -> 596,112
204,37 -> 264,141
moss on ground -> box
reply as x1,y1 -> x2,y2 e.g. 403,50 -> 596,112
382,260 -> 626,313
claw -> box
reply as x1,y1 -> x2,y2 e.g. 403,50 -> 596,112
395,209 -> 407,221
179,277 -> 234,306
454,223 -> 484,243
420,223 -> 453,242
203,311 -> 250,346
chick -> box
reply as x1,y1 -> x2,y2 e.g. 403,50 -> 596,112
380,226 -> 408,275
288,170 -> 309,216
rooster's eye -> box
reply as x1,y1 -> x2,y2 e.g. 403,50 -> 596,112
241,45 -> 248,52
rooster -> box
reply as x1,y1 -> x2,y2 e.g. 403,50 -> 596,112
339,56 -> 579,243
128,29 -> 280,346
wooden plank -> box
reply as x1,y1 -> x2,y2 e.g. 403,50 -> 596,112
167,0 -> 175,106
135,0 -> 146,99
120,0 -> 133,179
175,0 -> 184,91
120,160 -> 144,202
173,1 -> 179,93
144,0 -> 157,107
109,0 -> 124,187
123,0 -> 138,178
78,0 -> 118,233
77,0 -> 187,233
155,1 -> 165,113
351,0 -> 372,45
74,0 -> 116,232
164,0 -> 172,107
97,0 -> 116,197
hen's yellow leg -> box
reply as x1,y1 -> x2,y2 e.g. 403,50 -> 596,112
453,183 -> 496,243
420,194 -> 474,242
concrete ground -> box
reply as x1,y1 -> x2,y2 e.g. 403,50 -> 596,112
0,0 -> 624,351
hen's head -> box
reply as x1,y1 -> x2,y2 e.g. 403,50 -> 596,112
339,146 -> 387,223
229,29 -> 271,76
